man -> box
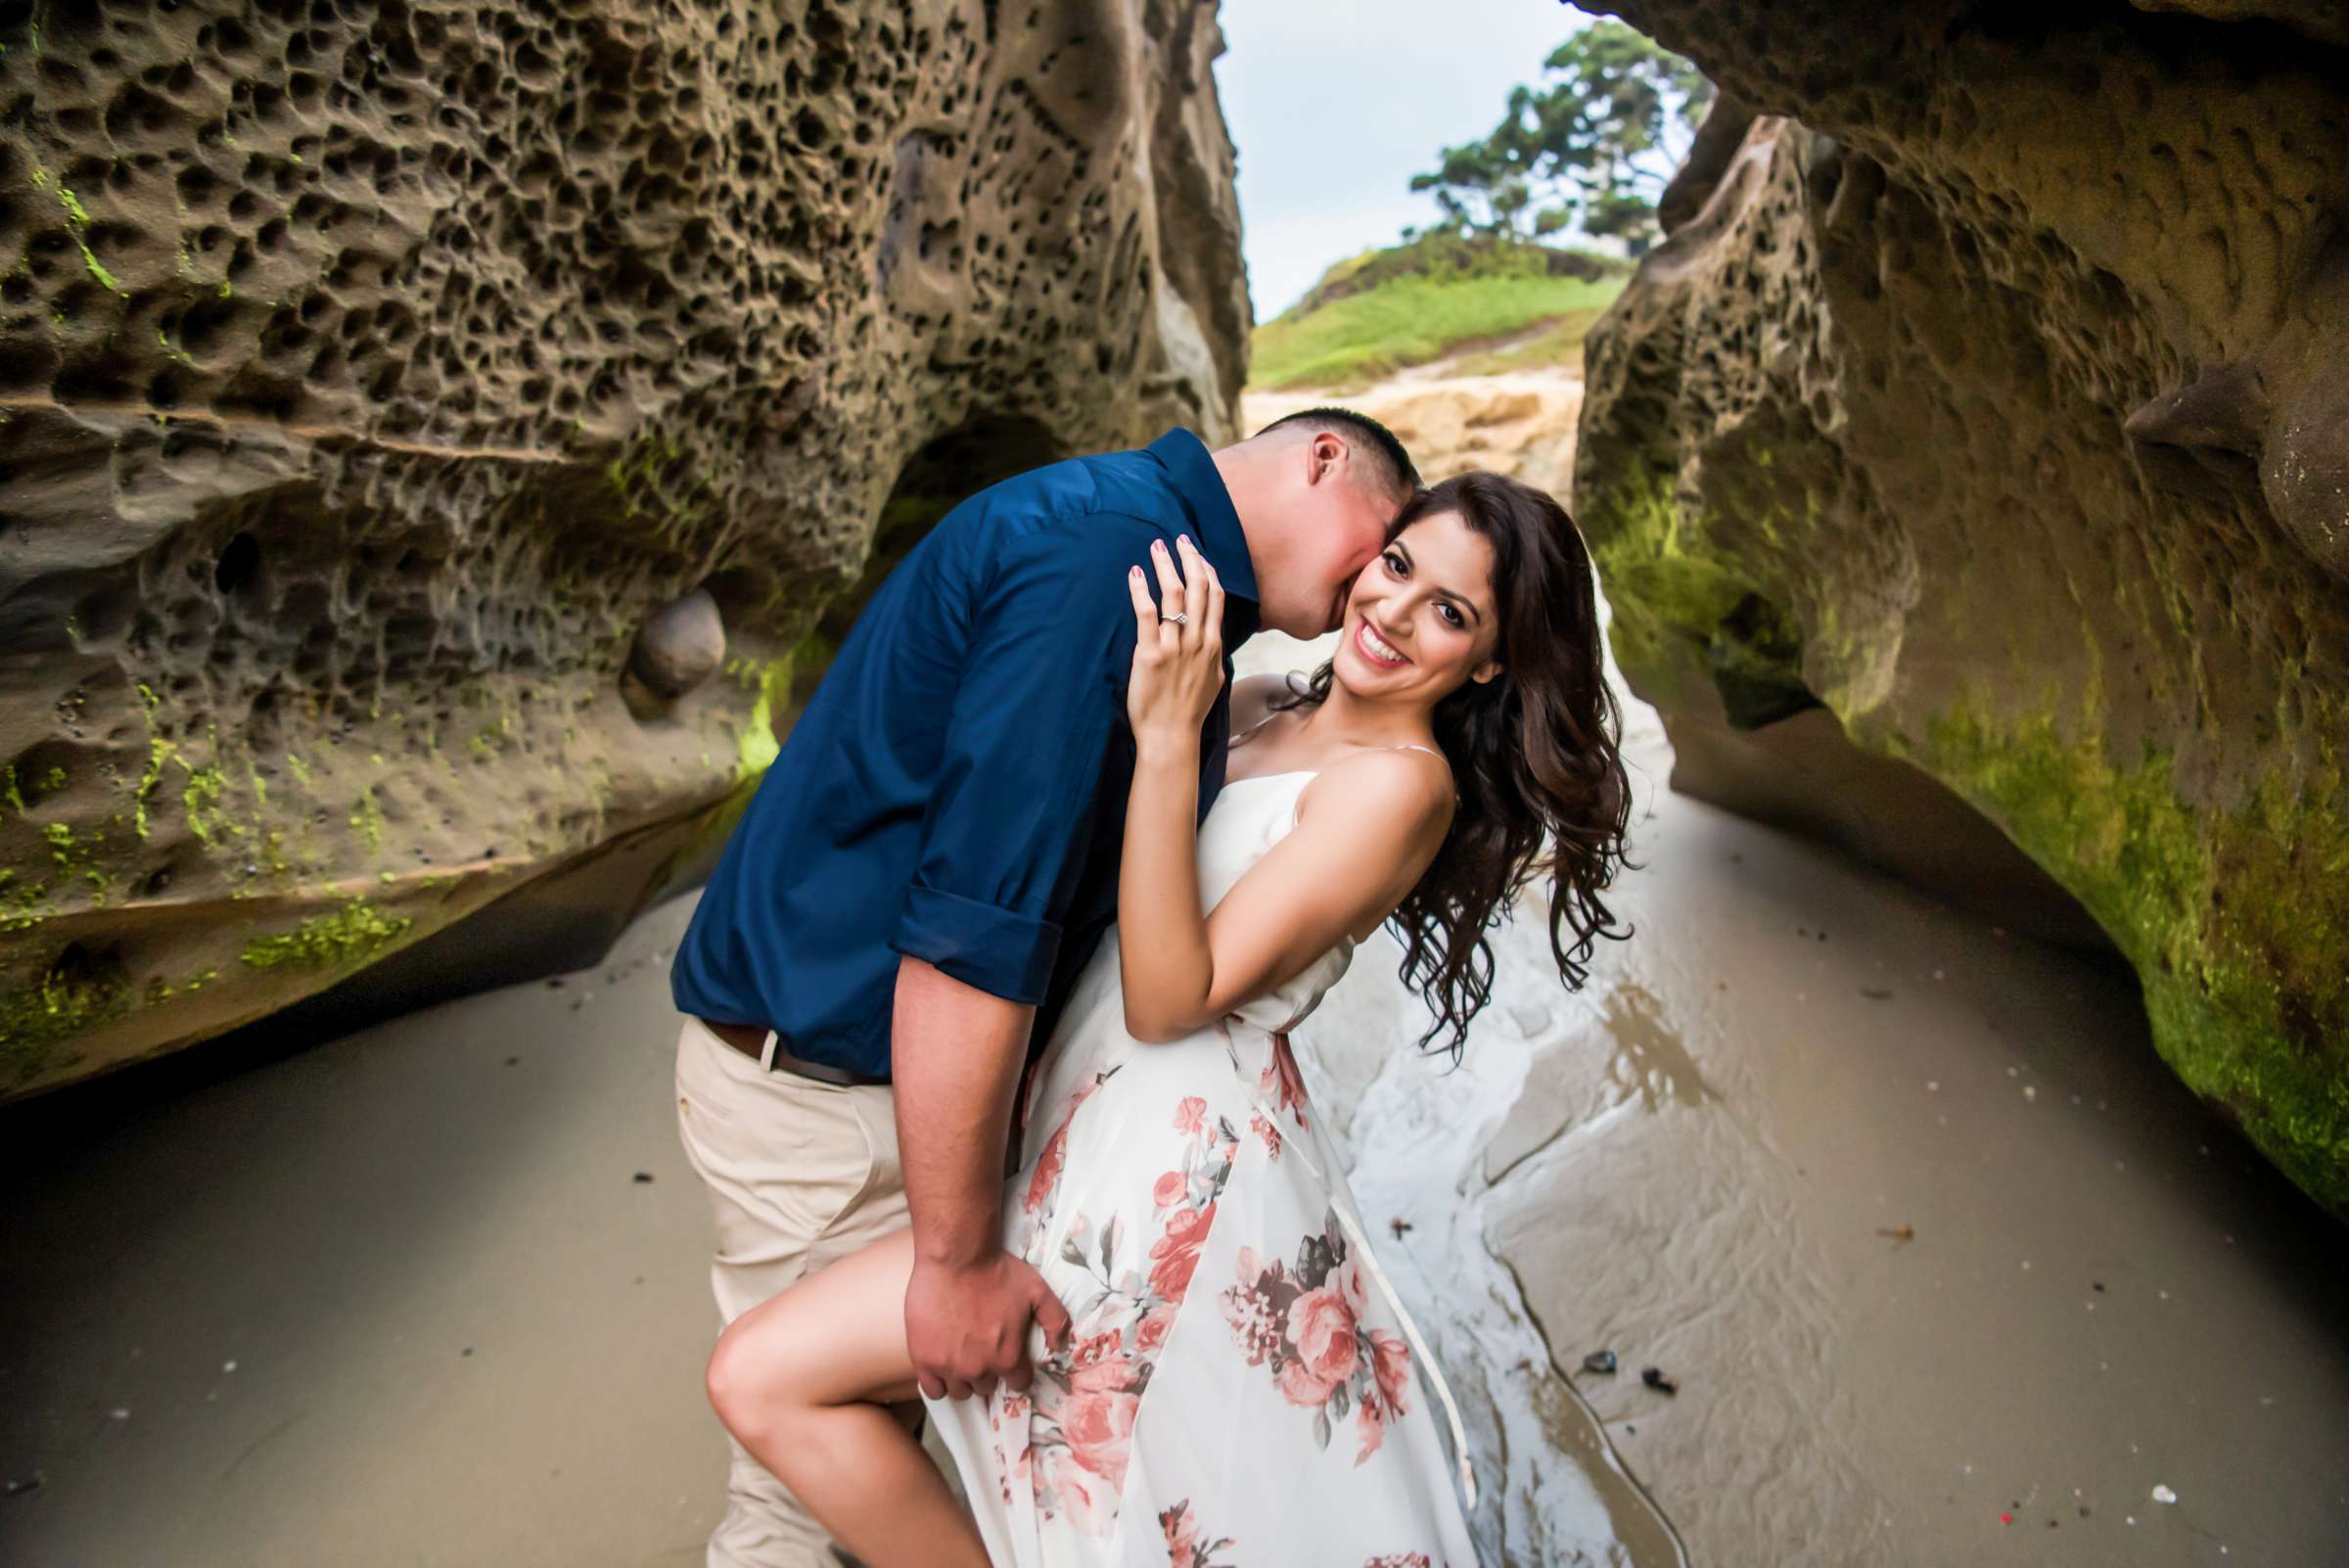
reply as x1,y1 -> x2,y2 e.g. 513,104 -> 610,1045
668,410 -> 1420,1568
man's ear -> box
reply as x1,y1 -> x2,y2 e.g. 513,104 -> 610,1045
1306,431 -> 1345,485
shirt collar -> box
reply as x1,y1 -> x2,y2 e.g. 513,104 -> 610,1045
1145,427 -> 1261,617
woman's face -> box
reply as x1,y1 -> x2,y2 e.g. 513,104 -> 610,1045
1332,510 -> 1502,703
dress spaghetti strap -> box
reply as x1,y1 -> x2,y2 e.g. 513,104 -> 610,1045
1388,742 -> 1458,802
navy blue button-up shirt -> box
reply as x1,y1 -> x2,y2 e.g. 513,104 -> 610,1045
670,428 -> 1261,1080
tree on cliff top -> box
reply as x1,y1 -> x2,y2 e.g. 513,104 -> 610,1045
1409,20 -> 1712,256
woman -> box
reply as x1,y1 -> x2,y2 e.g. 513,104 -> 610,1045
705,471 -> 1634,1566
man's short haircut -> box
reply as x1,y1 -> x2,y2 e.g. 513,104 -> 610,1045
1252,406 -> 1421,500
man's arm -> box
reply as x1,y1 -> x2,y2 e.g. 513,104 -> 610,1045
893,954 -> 1070,1400
886,521 -> 1150,1400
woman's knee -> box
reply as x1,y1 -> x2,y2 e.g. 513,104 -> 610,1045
707,1312 -> 807,1446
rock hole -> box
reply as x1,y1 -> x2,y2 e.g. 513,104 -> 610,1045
213,531 -> 262,597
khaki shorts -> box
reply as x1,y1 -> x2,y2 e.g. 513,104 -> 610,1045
674,1016 -> 911,1568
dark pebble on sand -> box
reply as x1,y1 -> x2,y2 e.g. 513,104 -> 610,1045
632,1172 -> 654,1184
1582,1350 -> 1618,1374
1641,1366 -> 1679,1395
1861,988 -> 1893,1000
546,977 -> 565,988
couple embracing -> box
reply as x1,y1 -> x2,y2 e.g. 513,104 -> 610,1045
668,410 -> 1633,1568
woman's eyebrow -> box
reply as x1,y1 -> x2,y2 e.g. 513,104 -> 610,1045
1397,543 -> 1487,624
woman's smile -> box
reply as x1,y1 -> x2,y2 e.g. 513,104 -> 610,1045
1355,616 -> 1411,669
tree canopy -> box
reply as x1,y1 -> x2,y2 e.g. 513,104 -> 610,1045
1409,20 -> 1713,254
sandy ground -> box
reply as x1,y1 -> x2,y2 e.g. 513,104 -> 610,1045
0,908 -> 726,1566
7,388 -> 2348,1565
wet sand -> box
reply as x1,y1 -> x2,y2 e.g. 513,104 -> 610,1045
0,909 -> 725,1565
6,659 -> 2347,1567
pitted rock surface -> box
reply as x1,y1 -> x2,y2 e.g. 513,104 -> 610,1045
0,1 -> 1248,1093
1574,1 -> 2349,1212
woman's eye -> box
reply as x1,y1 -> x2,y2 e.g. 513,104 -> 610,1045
1383,552 -> 1405,576
1440,604 -> 1463,628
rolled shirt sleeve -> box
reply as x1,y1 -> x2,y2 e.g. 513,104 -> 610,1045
888,523 -> 1145,1003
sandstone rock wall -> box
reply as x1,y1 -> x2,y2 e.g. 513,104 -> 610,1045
0,0 -> 1249,1093
1574,2 -> 2349,1211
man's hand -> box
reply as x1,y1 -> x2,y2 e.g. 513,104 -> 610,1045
905,1251 -> 1073,1401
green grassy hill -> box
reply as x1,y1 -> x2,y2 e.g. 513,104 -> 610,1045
1250,233 -> 1632,392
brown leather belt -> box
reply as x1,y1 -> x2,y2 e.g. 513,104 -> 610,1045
699,1018 -> 890,1087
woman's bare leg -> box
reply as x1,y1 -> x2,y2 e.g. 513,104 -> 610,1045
706,1228 -> 990,1568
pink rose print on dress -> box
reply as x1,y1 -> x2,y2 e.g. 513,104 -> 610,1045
1284,1281 -> 1360,1402
1147,1199 -> 1217,1301
1015,1088 -> 1243,1537
1059,1337 -> 1142,1491
1371,1329 -> 1413,1414
1161,1499 -> 1239,1568
1221,1208 -> 1415,1461
1025,1071 -> 1112,1221
1250,1111 -> 1283,1160
1263,1031 -> 1312,1130
1360,1555 -> 1436,1567
1136,1303 -> 1177,1353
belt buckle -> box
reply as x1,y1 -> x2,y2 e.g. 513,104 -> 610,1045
759,1029 -> 782,1073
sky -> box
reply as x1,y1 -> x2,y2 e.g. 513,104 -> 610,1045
1215,0 -> 1593,320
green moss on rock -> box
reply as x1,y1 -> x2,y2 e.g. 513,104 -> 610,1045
348,786 -> 388,853
1583,464 -> 1811,725
1918,703 -> 2349,1213
734,657 -> 796,783
240,899 -> 414,972
1,957 -> 128,1085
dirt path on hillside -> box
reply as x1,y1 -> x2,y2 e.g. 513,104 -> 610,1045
1243,369 -> 1584,494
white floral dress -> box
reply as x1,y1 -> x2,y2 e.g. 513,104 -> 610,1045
925,762 -> 1479,1568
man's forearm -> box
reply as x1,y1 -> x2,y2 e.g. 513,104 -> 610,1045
892,954 -> 1033,1268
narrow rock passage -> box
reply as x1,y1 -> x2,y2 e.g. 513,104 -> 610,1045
2,637 -> 2342,1568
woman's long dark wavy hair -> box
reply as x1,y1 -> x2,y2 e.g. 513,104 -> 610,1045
1271,471 -> 1636,1057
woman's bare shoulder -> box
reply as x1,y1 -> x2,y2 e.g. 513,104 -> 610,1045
1297,747 -> 1453,828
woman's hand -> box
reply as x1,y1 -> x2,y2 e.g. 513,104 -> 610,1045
1125,534 -> 1225,756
